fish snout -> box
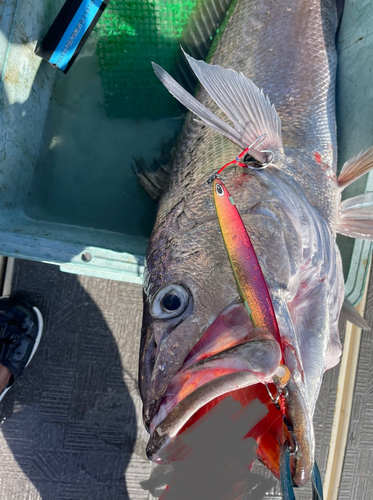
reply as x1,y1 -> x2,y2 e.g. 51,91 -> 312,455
141,299 -> 315,489
140,318 -> 203,429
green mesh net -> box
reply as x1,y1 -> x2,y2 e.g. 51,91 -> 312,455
95,0 -> 199,119
95,0 -> 233,119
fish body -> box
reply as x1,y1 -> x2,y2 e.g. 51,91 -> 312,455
139,0 -> 373,488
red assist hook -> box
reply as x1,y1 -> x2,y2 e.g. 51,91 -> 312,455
207,134 -> 274,183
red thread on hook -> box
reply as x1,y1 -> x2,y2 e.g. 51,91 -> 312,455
279,393 -> 286,415
216,147 -> 251,175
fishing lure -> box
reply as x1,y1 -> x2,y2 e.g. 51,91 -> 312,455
212,177 -> 282,348
211,134 -> 280,345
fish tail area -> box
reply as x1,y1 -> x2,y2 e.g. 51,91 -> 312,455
337,192 -> 373,239
337,146 -> 373,189
152,52 -> 283,153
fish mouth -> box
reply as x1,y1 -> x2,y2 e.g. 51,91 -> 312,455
145,302 -> 314,487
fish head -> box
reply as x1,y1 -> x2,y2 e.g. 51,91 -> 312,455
138,170 -> 338,487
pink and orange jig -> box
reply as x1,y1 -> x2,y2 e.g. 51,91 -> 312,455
209,137 -> 282,353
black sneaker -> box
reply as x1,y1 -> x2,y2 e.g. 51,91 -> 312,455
0,296 -> 43,401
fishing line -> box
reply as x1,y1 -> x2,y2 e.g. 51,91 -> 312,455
311,461 -> 324,500
280,442 -> 296,500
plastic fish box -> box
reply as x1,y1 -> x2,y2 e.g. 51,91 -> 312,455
336,0 -> 373,304
0,0 -> 372,301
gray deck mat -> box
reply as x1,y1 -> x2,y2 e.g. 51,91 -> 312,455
0,259 -> 153,500
0,258 -> 368,499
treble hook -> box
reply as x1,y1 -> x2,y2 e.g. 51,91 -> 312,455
243,134 -> 275,167
246,149 -> 275,169
249,134 -> 267,150
265,383 -> 281,409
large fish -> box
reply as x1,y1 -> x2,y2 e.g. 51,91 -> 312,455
138,0 -> 373,490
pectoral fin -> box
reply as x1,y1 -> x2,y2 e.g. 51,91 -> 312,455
132,137 -> 176,202
183,50 -> 283,152
337,192 -> 373,239
152,52 -> 283,153
340,297 -> 370,330
337,147 -> 373,190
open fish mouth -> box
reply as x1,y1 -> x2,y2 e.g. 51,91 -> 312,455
145,302 -> 314,486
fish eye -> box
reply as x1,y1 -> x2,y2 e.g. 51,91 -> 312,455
215,183 -> 224,196
162,293 -> 181,311
150,284 -> 189,319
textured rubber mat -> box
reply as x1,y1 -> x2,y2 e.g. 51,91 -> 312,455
338,266 -> 373,500
0,260 -> 153,500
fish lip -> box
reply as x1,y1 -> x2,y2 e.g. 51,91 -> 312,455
147,301 -> 281,433
143,300 -> 314,486
146,373 -> 314,487
146,371 -> 272,463
149,336 -> 280,433
145,301 -> 282,459
141,300 -> 251,429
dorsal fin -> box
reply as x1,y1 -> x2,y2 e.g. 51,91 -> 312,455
337,146 -> 373,189
338,192 -> 373,239
152,53 -> 283,153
